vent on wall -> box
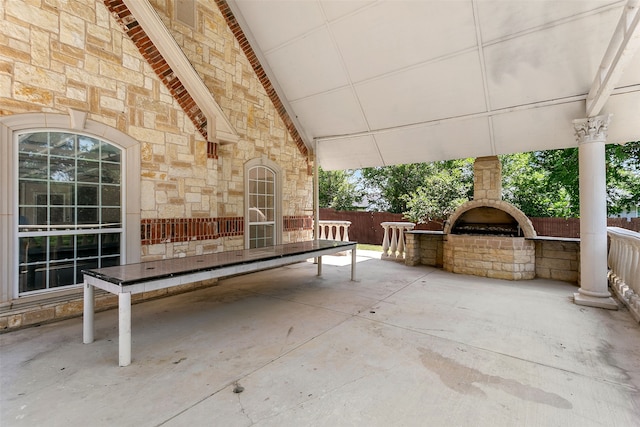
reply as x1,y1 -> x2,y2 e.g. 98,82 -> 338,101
175,0 -> 196,28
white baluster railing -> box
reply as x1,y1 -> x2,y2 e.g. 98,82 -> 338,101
318,220 -> 351,242
608,227 -> 640,323
381,222 -> 415,261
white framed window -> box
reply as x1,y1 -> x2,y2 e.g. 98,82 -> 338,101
17,131 -> 123,294
244,158 -> 282,248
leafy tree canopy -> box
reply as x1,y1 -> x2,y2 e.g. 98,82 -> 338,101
360,159 -> 473,214
529,141 -> 640,217
318,167 -> 364,211
319,142 -> 639,220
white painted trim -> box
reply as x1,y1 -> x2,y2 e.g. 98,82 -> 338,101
0,113 -> 141,303
586,0 -> 640,116
122,0 -> 239,144
244,157 -> 283,248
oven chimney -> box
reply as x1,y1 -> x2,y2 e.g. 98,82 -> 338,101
473,156 -> 502,201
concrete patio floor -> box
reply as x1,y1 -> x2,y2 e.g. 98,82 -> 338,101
2,250 -> 639,426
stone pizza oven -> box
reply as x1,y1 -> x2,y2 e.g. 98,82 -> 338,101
442,156 -> 537,280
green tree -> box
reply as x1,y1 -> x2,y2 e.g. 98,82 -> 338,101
401,168 -> 471,224
361,160 -> 473,213
318,167 -> 363,210
531,141 -> 640,216
500,152 -> 573,217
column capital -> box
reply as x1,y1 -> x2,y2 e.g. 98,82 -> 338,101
573,114 -> 612,144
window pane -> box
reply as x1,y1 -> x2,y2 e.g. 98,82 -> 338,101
77,159 -> 99,183
101,208 -> 121,226
49,133 -> 75,157
102,162 -> 121,184
78,208 -> 98,224
50,261 -> 75,288
101,256 -> 120,268
102,233 -> 120,255
50,206 -> 74,226
101,143 -> 121,162
102,185 -> 120,206
77,184 -> 98,206
19,180 -> 47,204
30,207 -> 48,227
77,136 -> 101,160
50,235 -> 74,261
18,153 -> 48,180
50,157 -> 75,182
17,132 -> 123,294
77,234 -> 99,258
19,262 -> 47,292
18,132 -> 48,155
76,259 -> 98,283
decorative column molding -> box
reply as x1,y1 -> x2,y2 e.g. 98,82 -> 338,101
573,114 -> 612,144
573,114 -> 618,309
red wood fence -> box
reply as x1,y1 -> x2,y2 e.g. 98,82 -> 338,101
319,208 -> 640,245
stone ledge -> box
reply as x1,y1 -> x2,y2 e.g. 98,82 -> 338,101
0,278 -> 218,332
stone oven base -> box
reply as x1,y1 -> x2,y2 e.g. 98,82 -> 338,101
443,235 -> 535,280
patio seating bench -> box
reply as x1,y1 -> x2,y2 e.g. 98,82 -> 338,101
82,240 -> 357,366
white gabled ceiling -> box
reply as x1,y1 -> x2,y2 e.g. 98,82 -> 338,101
228,0 -> 640,170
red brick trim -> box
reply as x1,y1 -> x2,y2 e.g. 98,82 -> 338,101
141,215 -> 311,244
283,215 -> 313,231
141,217 -> 243,245
214,0 -> 309,159
102,0 -> 217,159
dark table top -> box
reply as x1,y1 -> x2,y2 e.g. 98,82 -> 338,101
83,240 -> 355,286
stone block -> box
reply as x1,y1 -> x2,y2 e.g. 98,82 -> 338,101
543,249 -> 578,261
8,315 -> 22,329
536,266 -> 551,278
551,269 -> 579,283
537,257 -> 572,270
55,300 -> 84,318
23,308 -> 55,325
489,270 -> 517,280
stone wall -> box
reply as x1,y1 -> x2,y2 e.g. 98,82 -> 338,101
534,238 -> 580,283
407,231 -> 580,283
405,232 -> 444,267
0,0 -> 313,330
443,235 -> 536,280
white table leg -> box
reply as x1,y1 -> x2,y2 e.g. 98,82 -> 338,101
119,292 -> 132,367
351,247 -> 357,281
83,281 -> 94,344
317,255 -> 323,276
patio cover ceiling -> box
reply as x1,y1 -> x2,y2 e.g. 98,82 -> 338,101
227,0 -> 640,170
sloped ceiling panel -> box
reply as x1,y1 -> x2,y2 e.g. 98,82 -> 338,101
374,117 -> 493,165
230,0 -> 640,171
316,135 -> 383,170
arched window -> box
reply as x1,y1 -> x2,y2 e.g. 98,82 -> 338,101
245,158 -> 282,248
17,132 -> 123,293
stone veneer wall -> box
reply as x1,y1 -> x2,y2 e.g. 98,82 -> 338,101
534,239 -> 580,283
406,232 -> 580,283
0,0 -> 313,330
443,235 -> 536,280
405,232 -> 444,267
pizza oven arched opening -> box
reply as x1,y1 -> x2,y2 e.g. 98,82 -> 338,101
450,206 -> 523,237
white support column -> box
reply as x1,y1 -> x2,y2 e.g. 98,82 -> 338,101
573,114 -> 618,310
119,292 -> 132,367
83,281 -> 94,344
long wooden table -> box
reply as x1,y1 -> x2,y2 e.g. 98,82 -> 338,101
82,240 -> 357,366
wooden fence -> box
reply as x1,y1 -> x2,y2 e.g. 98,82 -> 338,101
319,208 -> 640,245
